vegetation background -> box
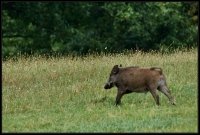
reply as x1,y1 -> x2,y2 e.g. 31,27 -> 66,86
2,2 -> 198,58
2,49 -> 198,132
2,1 -> 198,133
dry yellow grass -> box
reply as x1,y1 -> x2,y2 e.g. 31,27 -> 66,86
2,48 -> 197,132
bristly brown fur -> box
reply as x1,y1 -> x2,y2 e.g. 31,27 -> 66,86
104,65 -> 176,106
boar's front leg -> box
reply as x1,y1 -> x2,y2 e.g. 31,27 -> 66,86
115,90 -> 125,106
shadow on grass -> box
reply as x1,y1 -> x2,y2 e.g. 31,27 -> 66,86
90,96 -> 114,105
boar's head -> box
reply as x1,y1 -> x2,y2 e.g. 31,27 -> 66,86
104,65 -> 120,89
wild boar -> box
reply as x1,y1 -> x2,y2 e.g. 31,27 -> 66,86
104,65 -> 176,106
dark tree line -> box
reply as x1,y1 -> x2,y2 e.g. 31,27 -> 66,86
2,2 -> 198,58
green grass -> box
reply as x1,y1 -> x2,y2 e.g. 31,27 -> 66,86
2,49 -> 198,132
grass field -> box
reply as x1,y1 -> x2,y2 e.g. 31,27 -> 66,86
2,49 -> 198,132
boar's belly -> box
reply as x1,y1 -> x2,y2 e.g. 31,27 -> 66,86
128,86 -> 148,93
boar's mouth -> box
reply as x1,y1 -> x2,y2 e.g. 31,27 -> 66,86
104,83 -> 114,89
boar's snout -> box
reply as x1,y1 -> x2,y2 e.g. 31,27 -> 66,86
104,83 -> 113,89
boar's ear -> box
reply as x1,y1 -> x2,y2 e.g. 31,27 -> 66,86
119,64 -> 122,67
112,65 -> 119,74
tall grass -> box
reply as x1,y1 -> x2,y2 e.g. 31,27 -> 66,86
2,48 -> 198,132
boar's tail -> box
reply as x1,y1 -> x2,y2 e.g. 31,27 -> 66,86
150,67 -> 163,74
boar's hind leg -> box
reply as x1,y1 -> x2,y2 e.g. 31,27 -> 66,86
158,86 -> 176,105
150,90 -> 160,106
149,88 -> 160,106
